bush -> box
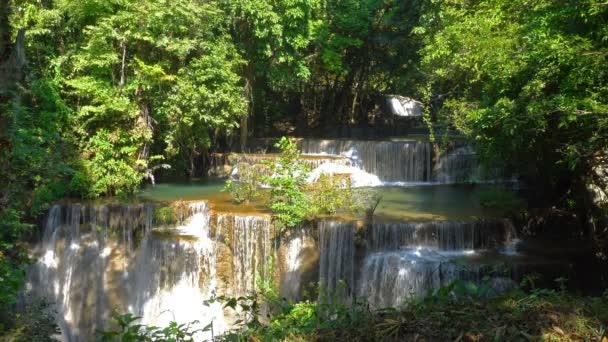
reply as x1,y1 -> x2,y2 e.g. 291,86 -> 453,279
98,313 -> 206,342
263,137 -> 310,230
154,206 -> 176,226
0,300 -> 59,340
308,173 -> 354,216
223,162 -> 263,203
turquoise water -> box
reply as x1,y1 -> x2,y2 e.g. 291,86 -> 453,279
138,179 -> 226,202
138,180 -> 513,221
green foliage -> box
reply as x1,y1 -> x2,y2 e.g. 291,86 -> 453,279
0,300 -> 59,341
14,0 -> 248,193
417,0 -> 608,206
263,137 -> 310,230
82,129 -> 144,198
223,163 -> 262,204
161,39 -> 247,171
308,173 -> 354,216
0,256 -> 25,313
98,313 -> 207,342
154,206 -> 175,226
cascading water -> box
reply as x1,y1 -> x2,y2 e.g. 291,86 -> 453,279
31,203 -> 156,340
128,202 -> 226,340
279,225 -> 320,301
215,214 -> 273,296
318,221 -> 355,300
299,139 -> 512,184
300,139 -> 433,183
358,249 -> 497,309
30,202 -> 226,342
359,219 -> 521,308
370,220 -> 515,251
29,134 -> 536,338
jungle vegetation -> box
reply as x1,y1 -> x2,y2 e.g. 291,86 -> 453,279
1,0 -> 607,338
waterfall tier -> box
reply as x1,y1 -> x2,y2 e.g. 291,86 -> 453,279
318,221 -> 355,299
358,250 -> 504,309
370,219 -> 515,251
214,214 -> 273,296
300,139 -> 433,183
31,202 -> 224,342
31,202 -> 561,341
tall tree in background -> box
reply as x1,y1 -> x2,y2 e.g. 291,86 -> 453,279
15,0 -> 248,193
417,0 -> 608,246
221,0 -> 320,143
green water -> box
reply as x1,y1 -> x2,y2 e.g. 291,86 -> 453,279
371,185 -> 508,221
138,180 -> 513,221
138,179 -> 226,202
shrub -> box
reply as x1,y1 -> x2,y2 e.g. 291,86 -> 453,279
154,206 -> 176,226
223,162 -> 263,203
263,137 -> 310,230
308,173 -> 355,216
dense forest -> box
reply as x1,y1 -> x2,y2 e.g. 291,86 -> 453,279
1,0 -> 607,340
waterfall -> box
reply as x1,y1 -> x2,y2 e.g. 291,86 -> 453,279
279,225 -> 320,301
370,220 -> 513,251
434,146 -> 478,183
359,219 -> 519,308
31,203 -> 155,341
300,139 -> 433,183
129,202 -> 226,340
357,249 -> 492,309
31,202 -> 226,342
318,221 -> 355,300
213,152 -> 353,179
281,228 -> 305,300
215,214 -> 273,296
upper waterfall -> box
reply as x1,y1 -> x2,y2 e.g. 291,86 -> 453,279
300,139 -> 433,183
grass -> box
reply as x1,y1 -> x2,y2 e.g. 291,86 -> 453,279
248,284 -> 608,342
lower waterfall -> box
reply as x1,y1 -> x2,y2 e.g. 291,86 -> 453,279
30,200 -> 552,339
318,221 -> 355,300
370,220 -> 515,251
128,202 -> 226,340
357,249 -> 491,309
30,202 -> 226,342
215,213 -> 273,296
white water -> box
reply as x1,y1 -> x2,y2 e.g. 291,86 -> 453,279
30,136 -> 531,338
386,96 -> 423,117
215,214 -> 273,296
31,202 -> 226,342
307,162 -> 382,187
300,139 -> 433,183
370,220 -> 514,251
358,248 -> 481,308
318,221 -> 355,301
129,202 -> 226,341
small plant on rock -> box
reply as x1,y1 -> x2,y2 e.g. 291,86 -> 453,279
223,162 -> 263,203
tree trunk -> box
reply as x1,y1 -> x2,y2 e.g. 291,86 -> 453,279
240,71 -> 254,152
119,41 -> 127,90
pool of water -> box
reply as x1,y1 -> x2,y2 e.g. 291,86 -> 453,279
371,185 -> 508,221
138,179 -> 513,221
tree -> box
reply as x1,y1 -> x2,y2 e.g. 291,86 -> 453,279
417,0 -> 608,244
263,137 -> 310,230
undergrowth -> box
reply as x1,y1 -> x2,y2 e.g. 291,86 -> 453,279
100,280 -> 608,341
